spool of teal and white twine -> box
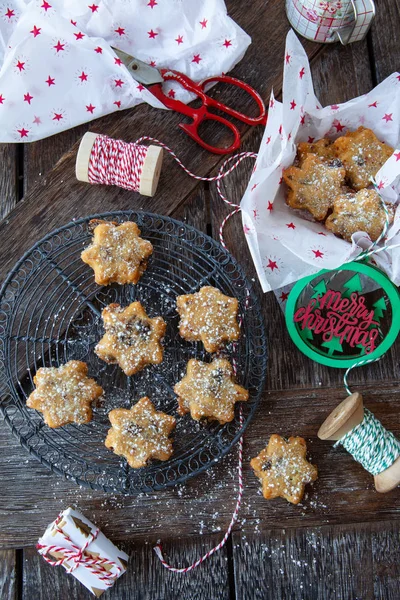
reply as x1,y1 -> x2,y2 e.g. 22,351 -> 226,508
335,408 -> 400,475
334,358 -> 400,476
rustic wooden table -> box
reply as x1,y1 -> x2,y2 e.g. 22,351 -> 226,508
0,1 -> 399,598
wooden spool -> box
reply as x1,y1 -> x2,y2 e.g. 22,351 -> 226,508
318,393 -> 400,493
75,132 -> 163,197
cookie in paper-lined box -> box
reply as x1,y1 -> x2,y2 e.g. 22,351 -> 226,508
325,188 -> 395,243
240,30 -> 400,294
283,128 -> 395,241
37,507 -> 128,596
333,126 -> 394,191
283,153 -> 346,221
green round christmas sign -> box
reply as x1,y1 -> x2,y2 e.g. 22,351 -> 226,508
285,261 -> 400,368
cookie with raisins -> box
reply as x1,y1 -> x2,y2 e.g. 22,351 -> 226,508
95,302 -> 166,376
174,358 -> 248,424
250,435 -> 318,505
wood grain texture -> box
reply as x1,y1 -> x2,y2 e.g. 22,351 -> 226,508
23,536 -> 230,600
232,523 -> 377,600
0,549 -> 17,600
23,547 -> 88,600
1,383 -> 399,548
369,0 -> 400,84
23,124 -> 90,195
371,522 -> 400,600
114,537 -> 230,600
0,145 -> 18,220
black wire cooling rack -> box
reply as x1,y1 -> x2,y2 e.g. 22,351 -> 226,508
0,211 -> 267,494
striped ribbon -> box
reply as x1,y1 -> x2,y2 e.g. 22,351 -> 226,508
37,513 -> 121,585
88,135 -> 148,191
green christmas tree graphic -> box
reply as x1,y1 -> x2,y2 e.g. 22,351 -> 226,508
321,336 -> 343,356
300,327 -> 313,343
342,274 -> 362,298
356,343 -> 367,357
372,297 -> 387,320
311,279 -> 327,300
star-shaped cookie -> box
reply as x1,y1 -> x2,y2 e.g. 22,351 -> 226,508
95,302 -> 166,376
283,154 -> 346,221
333,126 -> 393,190
174,358 -> 249,424
105,396 -> 176,468
176,286 -> 240,353
250,435 -> 318,505
26,360 -> 103,428
81,220 -> 153,285
296,137 -> 337,165
325,188 -> 394,242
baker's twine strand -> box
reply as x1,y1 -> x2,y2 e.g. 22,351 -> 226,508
154,289 -> 251,573
138,136 -> 256,246
88,135 -> 148,191
88,134 -> 257,245
343,356 -> 383,397
37,513 -> 121,585
154,406 -> 244,573
334,408 -> 400,475
136,136 -> 257,184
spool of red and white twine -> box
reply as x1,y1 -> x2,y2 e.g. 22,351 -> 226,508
37,513 -> 121,584
76,132 -> 256,572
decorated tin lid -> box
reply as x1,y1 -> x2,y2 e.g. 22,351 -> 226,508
285,261 -> 400,368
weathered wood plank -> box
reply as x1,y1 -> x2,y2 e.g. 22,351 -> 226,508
371,522 -> 400,600
369,0 -> 400,84
232,523 -> 375,600
114,536 -> 231,600
1,382 -> 399,548
0,145 -> 18,220
23,124 -> 90,195
23,535 -> 230,600
23,547 -> 87,599
0,550 -> 17,600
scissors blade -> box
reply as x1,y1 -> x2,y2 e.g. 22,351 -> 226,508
111,47 -> 164,85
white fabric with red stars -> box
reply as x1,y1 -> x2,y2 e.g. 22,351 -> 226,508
241,30 -> 400,293
0,0 -> 250,142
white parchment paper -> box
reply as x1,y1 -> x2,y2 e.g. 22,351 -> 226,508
241,30 -> 400,292
0,0 -> 250,142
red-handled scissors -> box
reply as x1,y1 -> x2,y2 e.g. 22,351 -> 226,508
112,48 -> 267,155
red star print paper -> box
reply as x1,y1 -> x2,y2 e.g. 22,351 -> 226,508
241,31 -> 400,293
0,0 -> 250,142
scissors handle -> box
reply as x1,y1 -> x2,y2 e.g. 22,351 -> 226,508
151,69 -> 266,154
149,81 -> 240,154
198,75 -> 267,126
179,106 -> 241,155
160,69 -> 267,125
